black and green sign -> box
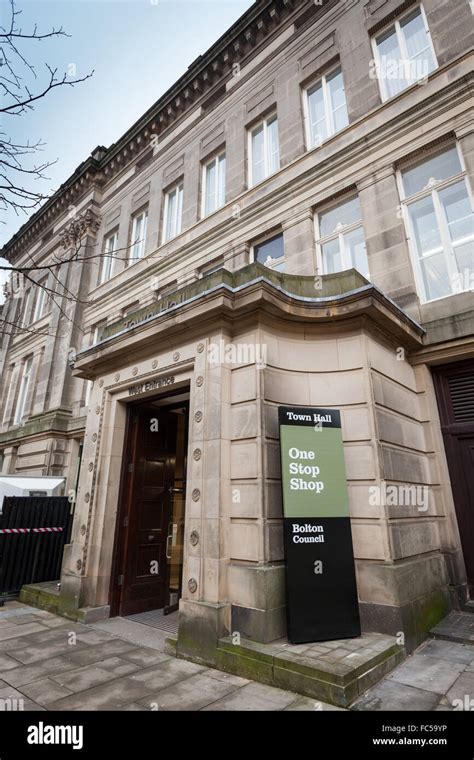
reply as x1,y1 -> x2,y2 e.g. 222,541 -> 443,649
279,406 -> 360,644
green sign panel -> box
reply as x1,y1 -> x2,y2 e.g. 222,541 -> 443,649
280,425 -> 349,518
279,406 -> 360,644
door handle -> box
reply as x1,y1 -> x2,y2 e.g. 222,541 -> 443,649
166,534 -> 172,559
168,486 -> 185,494
148,534 -> 155,541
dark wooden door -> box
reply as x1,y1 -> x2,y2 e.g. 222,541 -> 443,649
433,360 -> 474,596
118,407 -> 177,616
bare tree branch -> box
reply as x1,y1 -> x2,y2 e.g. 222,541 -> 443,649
0,0 -> 93,221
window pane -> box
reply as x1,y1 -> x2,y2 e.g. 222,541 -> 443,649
307,82 -> 328,146
33,285 -> 46,321
327,69 -> 349,132
22,291 -> 31,324
14,358 -> 32,424
135,217 -> 142,242
205,160 -> 217,215
272,261 -> 286,272
344,227 -> 369,278
176,186 -> 183,235
377,27 -> 405,98
321,238 -> 343,274
102,233 -> 117,281
267,117 -> 279,175
420,252 -> 452,301
131,214 -> 147,259
166,190 -> 177,241
453,242 -> 474,279
402,148 -> 462,196
254,233 -> 284,266
401,9 -> 436,77
409,196 -> 443,255
319,197 -> 362,238
137,215 -> 146,256
251,124 -> 265,184
439,181 -> 473,246
217,155 -> 226,208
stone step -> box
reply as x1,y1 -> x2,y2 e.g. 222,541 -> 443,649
213,632 -> 405,708
462,600 -> 474,614
430,610 -> 474,645
20,581 -> 60,614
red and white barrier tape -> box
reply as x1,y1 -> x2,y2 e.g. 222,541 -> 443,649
0,527 -> 63,534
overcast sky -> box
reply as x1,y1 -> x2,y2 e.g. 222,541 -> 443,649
0,0 -> 254,298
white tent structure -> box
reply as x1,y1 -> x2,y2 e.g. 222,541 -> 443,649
0,476 -> 65,512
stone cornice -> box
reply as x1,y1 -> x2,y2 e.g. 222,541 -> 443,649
3,0 -> 314,263
72,264 -> 424,377
0,408 -> 81,446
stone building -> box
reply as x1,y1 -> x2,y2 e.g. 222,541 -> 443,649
0,0 -> 473,673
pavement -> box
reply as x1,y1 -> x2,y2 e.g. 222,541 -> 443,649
0,601 -> 472,711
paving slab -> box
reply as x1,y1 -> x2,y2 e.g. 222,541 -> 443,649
418,639 -> 474,665
9,639 -> 89,665
353,679 -> 441,711
64,639 -> 140,666
126,658 -> 205,692
202,680 -> 297,711
74,630 -> 118,646
0,684 -> 45,711
21,626 -> 87,645
90,617 -> 170,652
118,647 -> 172,668
19,677 -> 74,706
284,695 -> 346,711
0,622 -> 46,641
48,676 -> 156,710
204,670 -> 249,687
0,652 -> 24,671
40,617 -> 71,629
50,657 -> 141,693
13,613 -> 47,625
431,611 -> 474,645
388,654 -> 465,694
137,671 -> 240,711
0,619 -> 20,630
445,672 -> 474,708
0,655 -> 84,687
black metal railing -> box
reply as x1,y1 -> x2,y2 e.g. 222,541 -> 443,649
0,496 -> 73,598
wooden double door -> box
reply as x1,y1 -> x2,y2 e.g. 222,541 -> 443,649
111,402 -> 188,617
433,360 -> 474,597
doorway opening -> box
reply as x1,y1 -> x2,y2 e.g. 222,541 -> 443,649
110,388 -> 189,618
433,359 -> 474,599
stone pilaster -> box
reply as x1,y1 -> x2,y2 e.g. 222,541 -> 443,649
282,209 -> 316,276
454,118 -> 474,190
357,167 -> 420,320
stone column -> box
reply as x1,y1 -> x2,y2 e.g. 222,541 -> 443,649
337,1 -> 380,122
1,446 -> 17,474
177,331 -> 232,664
225,103 -> 247,202
224,242 -> 250,272
275,58 -> 305,167
455,118 -> 474,189
181,145 -> 200,231
357,167 -> 420,321
282,209 -> 316,276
